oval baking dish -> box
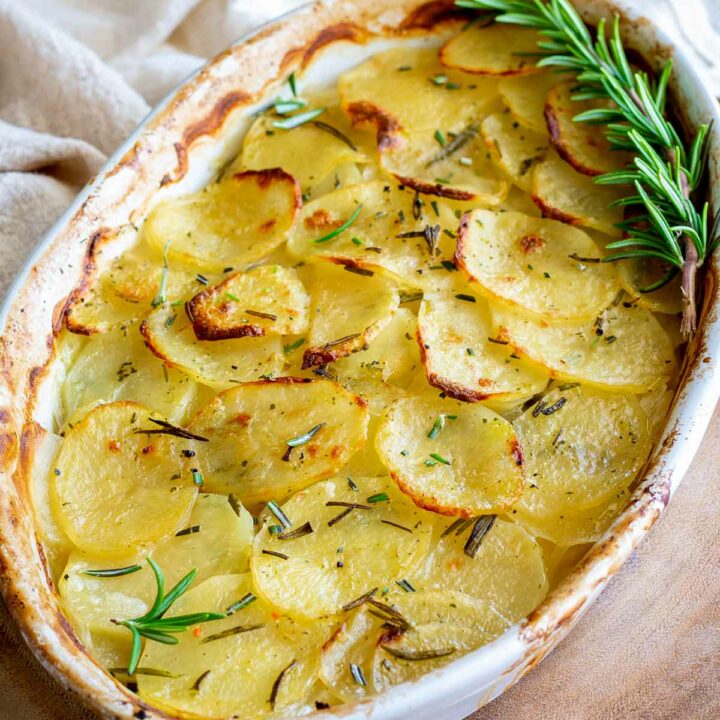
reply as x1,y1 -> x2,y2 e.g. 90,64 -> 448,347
1,1 -> 719,718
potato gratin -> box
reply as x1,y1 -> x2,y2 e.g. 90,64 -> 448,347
36,25 -> 681,719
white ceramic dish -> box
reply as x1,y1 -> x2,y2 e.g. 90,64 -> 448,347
0,1 -> 718,718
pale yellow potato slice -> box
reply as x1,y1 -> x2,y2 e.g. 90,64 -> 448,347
303,262 -> 398,367
186,265 -> 310,341
531,150 -> 624,236
545,81 -> 632,176
143,169 -> 301,273
455,209 -> 620,323
492,301 -> 676,392
480,111 -> 549,191
59,493 -> 254,643
51,402 -> 197,555
514,384 -> 651,514
188,379 -> 369,506
499,72 -> 561,134
440,25 -> 542,76
539,541 -> 593,590
379,126 -> 510,204
141,304 -> 285,389
252,476 -> 434,618
419,517 -> 547,620
502,185 -> 542,217
237,110 -> 368,197
375,395 -> 525,517
618,258 -> 683,315
286,181 -> 458,286
62,324 -> 197,425
371,590 -> 510,692
638,379 -> 675,439
339,47 -> 500,137
417,293 -> 549,402
138,574 -> 326,718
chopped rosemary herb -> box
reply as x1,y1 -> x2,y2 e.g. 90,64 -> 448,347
267,500 -> 292,529
134,418 -> 209,442
431,200 -> 440,217
286,422 -> 326,448
431,74 -> 448,85
344,265 -> 374,277
348,477 -> 358,491
426,125 -> 479,167
288,71 -> 297,97
283,337 -> 305,354
351,236 -> 363,246
151,239 -> 172,307
412,191 -> 423,220
268,524 -> 283,535
441,517 -> 475,538
464,515 -> 497,559
273,106 -> 326,129
270,660 -> 296,709
109,667 -> 178,678
175,525 -> 201,537
278,521 -> 314,540
191,670 -> 211,692
399,291 -> 424,304
326,501 -> 372,510
82,565 -> 142,578
274,98 -> 307,115
224,291 -> 241,302
350,663 -> 367,687
191,469 -> 204,486
382,646 -> 455,661
557,382 -> 580,391
366,598 -> 411,630
568,253 -> 601,263
428,453 -> 451,465
323,333 -> 360,349
396,578 -> 416,592
312,121 -> 358,151
200,623 -> 264,644
434,129 -> 447,147
426,413 -> 456,440
342,587 -> 378,612
487,336 -> 509,345
541,397 -> 568,415
313,203 -> 363,244
262,549 -> 289,560
228,493 -> 243,517
382,520 -> 413,534
246,308 -> 278,321
327,507 -> 355,527
225,593 -> 257,615
367,492 -> 389,504
455,293 -> 476,303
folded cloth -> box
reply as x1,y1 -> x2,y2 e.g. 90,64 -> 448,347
0,1 -> 718,719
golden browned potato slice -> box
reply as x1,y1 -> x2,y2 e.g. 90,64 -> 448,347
252,476 -> 434,618
238,110 -> 369,197
618,258 -> 683,315
455,209 -> 620,323
531,150 -> 624,236
379,126 -> 511,204
420,516 -> 547,619
492,301 -> 676,392
417,293 -> 548,402
440,25 -> 542,76
371,590 -> 510,692
339,47 -> 500,138
138,574 -> 327,718
58,493 -> 254,646
51,402 -> 197,555
302,262 -> 398,368
514,385 -> 651,515
545,82 -> 632,176
186,265 -> 310,341
188,378 -> 368,506
286,181 -> 458,286
375,395 -> 525,517
499,72 -> 561,134
141,304 -> 284,389
62,324 -> 197,425
143,169 -> 301,273
480,111 -> 549,191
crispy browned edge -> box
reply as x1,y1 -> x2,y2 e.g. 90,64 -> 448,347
0,0 -> 715,718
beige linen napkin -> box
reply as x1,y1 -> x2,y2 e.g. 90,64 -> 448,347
0,1 -> 718,718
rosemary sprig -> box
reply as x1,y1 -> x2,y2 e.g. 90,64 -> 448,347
457,0 -> 718,335
111,559 -> 224,675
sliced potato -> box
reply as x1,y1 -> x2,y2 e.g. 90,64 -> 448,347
143,170 -> 301,273
188,379 -> 369,506
186,265 -> 309,340
51,402 -> 197,555
502,185 -> 542,217
340,47 -> 499,137
417,293 -> 548,402
138,574 -> 325,718
303,262 -> 398,367
286,181 -> 458,286
499,72 -> 561,134
531,150 -> 624,236
252,476 -> 434,618
420,517 -> 547,619
372,590 -> 510,692
59,493 -> 254,643
480,111 -> 549,191
540,541 -> 593,590
492,301 -> 676,392
237,111 -> 368,197
141,304 -> 285,389
545,82 -> 632,176
456,209 -> 620,323
62,324 -> 197,425
440,25 -> 541,76
375,395 -> 525,517
379,126 -> 510,204
514,385 -> 651,514
638,379 -> 674,439
618,258 -> 683,315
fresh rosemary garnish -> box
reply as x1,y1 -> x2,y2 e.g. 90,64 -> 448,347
283,337 -> 305,354
458,0 -> 718,335
82,565 -> 142,578
342,587 -> 378,612
274,98 -> 306,115
191,669 -> 211,691
200,624 -> 264,644
381,520 -> 413,534
175,525 -> 201,537
273,107 -> 326,130
464,515 -> 497,559
134,418 -> 209,442
395,578 -> 416,592
427,413 -> 457,440
427,452 -> 451,466
323,333 -> 361,349
568,253 -> 601,264
245,308 -> 278,321
366,598 -> 411,630
367,492 -> 389,504
288,72 -> 298,97
286,423 -> 326,448
225,593 -> 257,615
426,125 -> 479,166
111,559 -> 225,674
192,469 -> 204,486
382,646 -> 456,661
455,293 -> 476,303
262,549 -> 290,560
270,659 -> 296,709
350,663 -> 367,687
267,500 -> 292,529
441,517 -> 475,538
344,265 -> 374,277
326,501 -> 372,510
312,121 -> 358,151
277,521 -> 314,540
109,666 -> 178,678
312,203 -> 364,244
